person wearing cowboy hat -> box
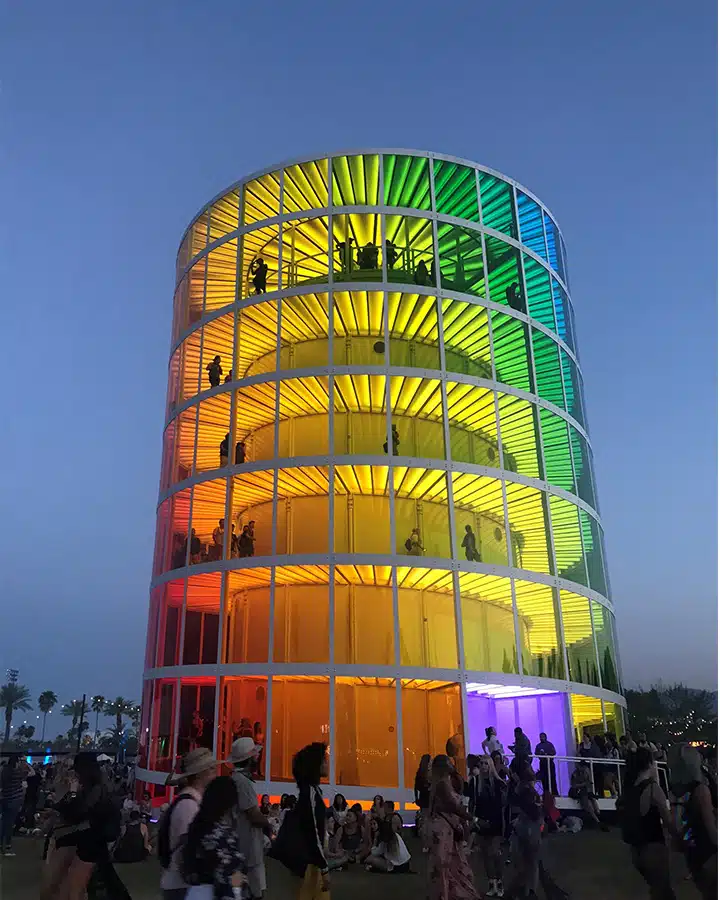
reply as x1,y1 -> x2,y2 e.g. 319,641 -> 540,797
160,748 -> 217,900
229,737 -> 273,899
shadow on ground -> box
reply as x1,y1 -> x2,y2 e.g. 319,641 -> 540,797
0,828 -> 698,899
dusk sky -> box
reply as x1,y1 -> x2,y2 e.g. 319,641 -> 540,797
0,1 -> 716,722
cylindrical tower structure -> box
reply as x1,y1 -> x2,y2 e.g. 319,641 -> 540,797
138,150 -> 624,804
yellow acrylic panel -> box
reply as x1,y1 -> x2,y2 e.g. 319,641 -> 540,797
270,676 -> 330,782
332,291 -> 385,365
178,329 -> 202,403
280,217 -> 329,289
451,474 -> 507,565
283,159 -> 329,213
561,590 -> 597,686
441,298 -> 492,379
279,293 -> 329,370
398,585 -> 457,668
236,300 -> 279,378
497,392 -> 541,478
332,213 -> 382,279
209,190 -> 240,242
241,225 -> 279,300
334,583 -> 394,665
548,495 -> 587,586
243,172 -> 281,225
445,382 -> 499,466
273,584 -> 329,663
204,240 -> 238,313
187,257 -> 206,329
200,314 -> 234,393
401,681 -> 462,788
459,573 -> 517,673
335,678 -> 398,787
174,407 -> 197,483
504,482 -> 551,574
387,292 -> 440,369
195,393 -> 232,475
571,694 -> 604,741
513,579 -> 561,678
189,479 -> 227,564
332,154 -> 380,206
224,579 -> 270,663
233,382 -> 277,463
384,215 -> 434,285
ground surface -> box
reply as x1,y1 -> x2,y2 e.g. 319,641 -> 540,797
0,829 -> 698,899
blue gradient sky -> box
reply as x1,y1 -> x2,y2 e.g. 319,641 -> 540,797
0,1 -> 716,719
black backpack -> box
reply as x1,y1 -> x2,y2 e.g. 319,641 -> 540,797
268,807 -> 309,878
405,538 -> 413,551
157,792 -> 195,869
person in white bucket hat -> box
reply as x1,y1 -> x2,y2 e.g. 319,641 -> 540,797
160,748 -> 218,900
229,738 -> 273,898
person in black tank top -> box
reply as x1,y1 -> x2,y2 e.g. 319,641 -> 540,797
620,747 -> 677,899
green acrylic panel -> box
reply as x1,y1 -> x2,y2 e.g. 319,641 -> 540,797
478,172 -> 517,239
580,511 -> 607,596
591,602 -> 620,693
569,426 -> 596,509
383,155 -> 431,210
531,329 -> 565,409
433,159 -> 479,221
437,223 -> 485,297
539,408 -> 574,493
549,495 -> 588,587
332,154 -> 380,206
523,255 -> 556,332
441,299 -> 492,378
560,349 -> 585,428
491,311 -> 533,393
497,394 -> 541,479
484,234 -> 524,311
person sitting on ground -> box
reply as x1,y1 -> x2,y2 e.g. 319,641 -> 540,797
461,524 -> 480,562
259,794 -> 271,817
365,813 -> 411,873
405,527 -> 424,556
334,807 -> 365,864
220,433 -> 230,466
207,355 -> 223,388
113,809 -> 152,863
328,793 -> 347,827
569,762 -> 608,830
370,795 -> 385,819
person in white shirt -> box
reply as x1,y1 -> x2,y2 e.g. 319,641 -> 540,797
482,726 -> 504,757
364,812 -> 412,873
159,748 -> 218,900
229,737 -> 273,899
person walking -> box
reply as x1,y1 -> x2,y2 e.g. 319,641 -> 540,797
427,753 -> 478,900
0,754 -> 32,856
182,775 -> 249,899
293,741 -> 331,899
471,756 -> 507,898
159,748 -> 218,900
414,753 -> 432,852
505,764 -> 543,899
229,737 -> 273,899
461,525 -> 480,562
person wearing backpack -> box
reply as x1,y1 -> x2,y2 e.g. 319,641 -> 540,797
159,748 -> 218,900
619,746 -> 677,899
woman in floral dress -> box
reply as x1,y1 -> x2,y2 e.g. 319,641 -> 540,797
427,754 -> 478,900
183,776 -> 249,900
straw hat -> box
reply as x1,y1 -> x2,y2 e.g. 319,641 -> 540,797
166,747 -> 217,785
227,737 -> 261,765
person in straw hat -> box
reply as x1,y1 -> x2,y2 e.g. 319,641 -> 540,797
160,748 -> 218,900
229,737 -> 273,899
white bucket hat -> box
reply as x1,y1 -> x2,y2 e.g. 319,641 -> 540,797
227,737 -> 260,765
166,747 -> 217,785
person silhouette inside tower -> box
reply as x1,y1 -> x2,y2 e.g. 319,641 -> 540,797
251,257 -> 268,294
383,424 -> 400,456
207,355 -> 222,388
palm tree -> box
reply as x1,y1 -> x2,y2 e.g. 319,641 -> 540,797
104,697 -> 136,735
91,695 -> 106,747
0,682 -> 33,746
37,690 -> 58,742
61,700 -> 89,743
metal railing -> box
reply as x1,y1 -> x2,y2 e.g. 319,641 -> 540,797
520,752 -> 669,800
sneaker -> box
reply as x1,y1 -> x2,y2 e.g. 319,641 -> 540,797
495,884 -> 505,898
486,880 -> 498,897
2,851 -> 15,857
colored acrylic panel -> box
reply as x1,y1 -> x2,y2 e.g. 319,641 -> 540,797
237,300 -> 279,378
445,382 -> 499,467
229,471 -> 274,559
560,349 -> 585,428
217,677 -> 268,774
280,217 -> 330,289
279,293 -> 330,370
560,591 -> 599,687
523,255 -> 556,332
543,211 -> 565,282
200,314 -> 234,393
387,293 -> 440,370
195,394 -> 232,476
334,582 -> 395,665
591,602 -> 620,693
504,482 -> 551,574
603,702 -> 624,743
491,311 -> 533,392
389,376 -> 446,460
273,584 -> 329,663
549,495 -> 587,586
333,373 -> 388,456
532,329 -> 565,409
224,575 -> 270,663
451,474 -> 507,566
441,299 -> 492,378
187,257 -> 207,330
190,211 -> 209,258
176,329 -> 202,404
334,466 -> 391,554
183,573 -> 222,665
580,511 -> 607,596
332,154 -> 380,206
401,681 -> 462,789
152,501 -> 170,578
478,172 -> 517,238
394,467 -> 451,558
160,420 -> 177,493
270,676 -> 329,782
241,225 -> 280,299
570,694 -> 604,741
384,154 -> 432,210
484,234 -> 525,312
278,376 -> 330,457
156,580 -> 184,667
174,408 -> 198,484
497,393 -> 541,479
333,213 -> 382,280
551,279 -> 575,352
398,586 -> 458,667
517,191 -> 547,260
204,240 -> 238,313
335,678 -> 398,788
233,382 -> 277,463
188,479 -> 227,566
275,469 -> 331,555
437,223 -> 485,297
539,408 -> 574,493
167,488 -> 192,573
332,290 -> 385,366
433,159 -> 479,221
514,580 -> 561,679
459,573 -> 517,673
385,215 -> 434,287
283,159 -> 329,213
569,426 -> 596,508
243,171 -> 281,225
209,190 -> 240,243
150,680 -> 176,771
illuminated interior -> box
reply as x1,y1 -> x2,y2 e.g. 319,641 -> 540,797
141,151 -> 624,801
